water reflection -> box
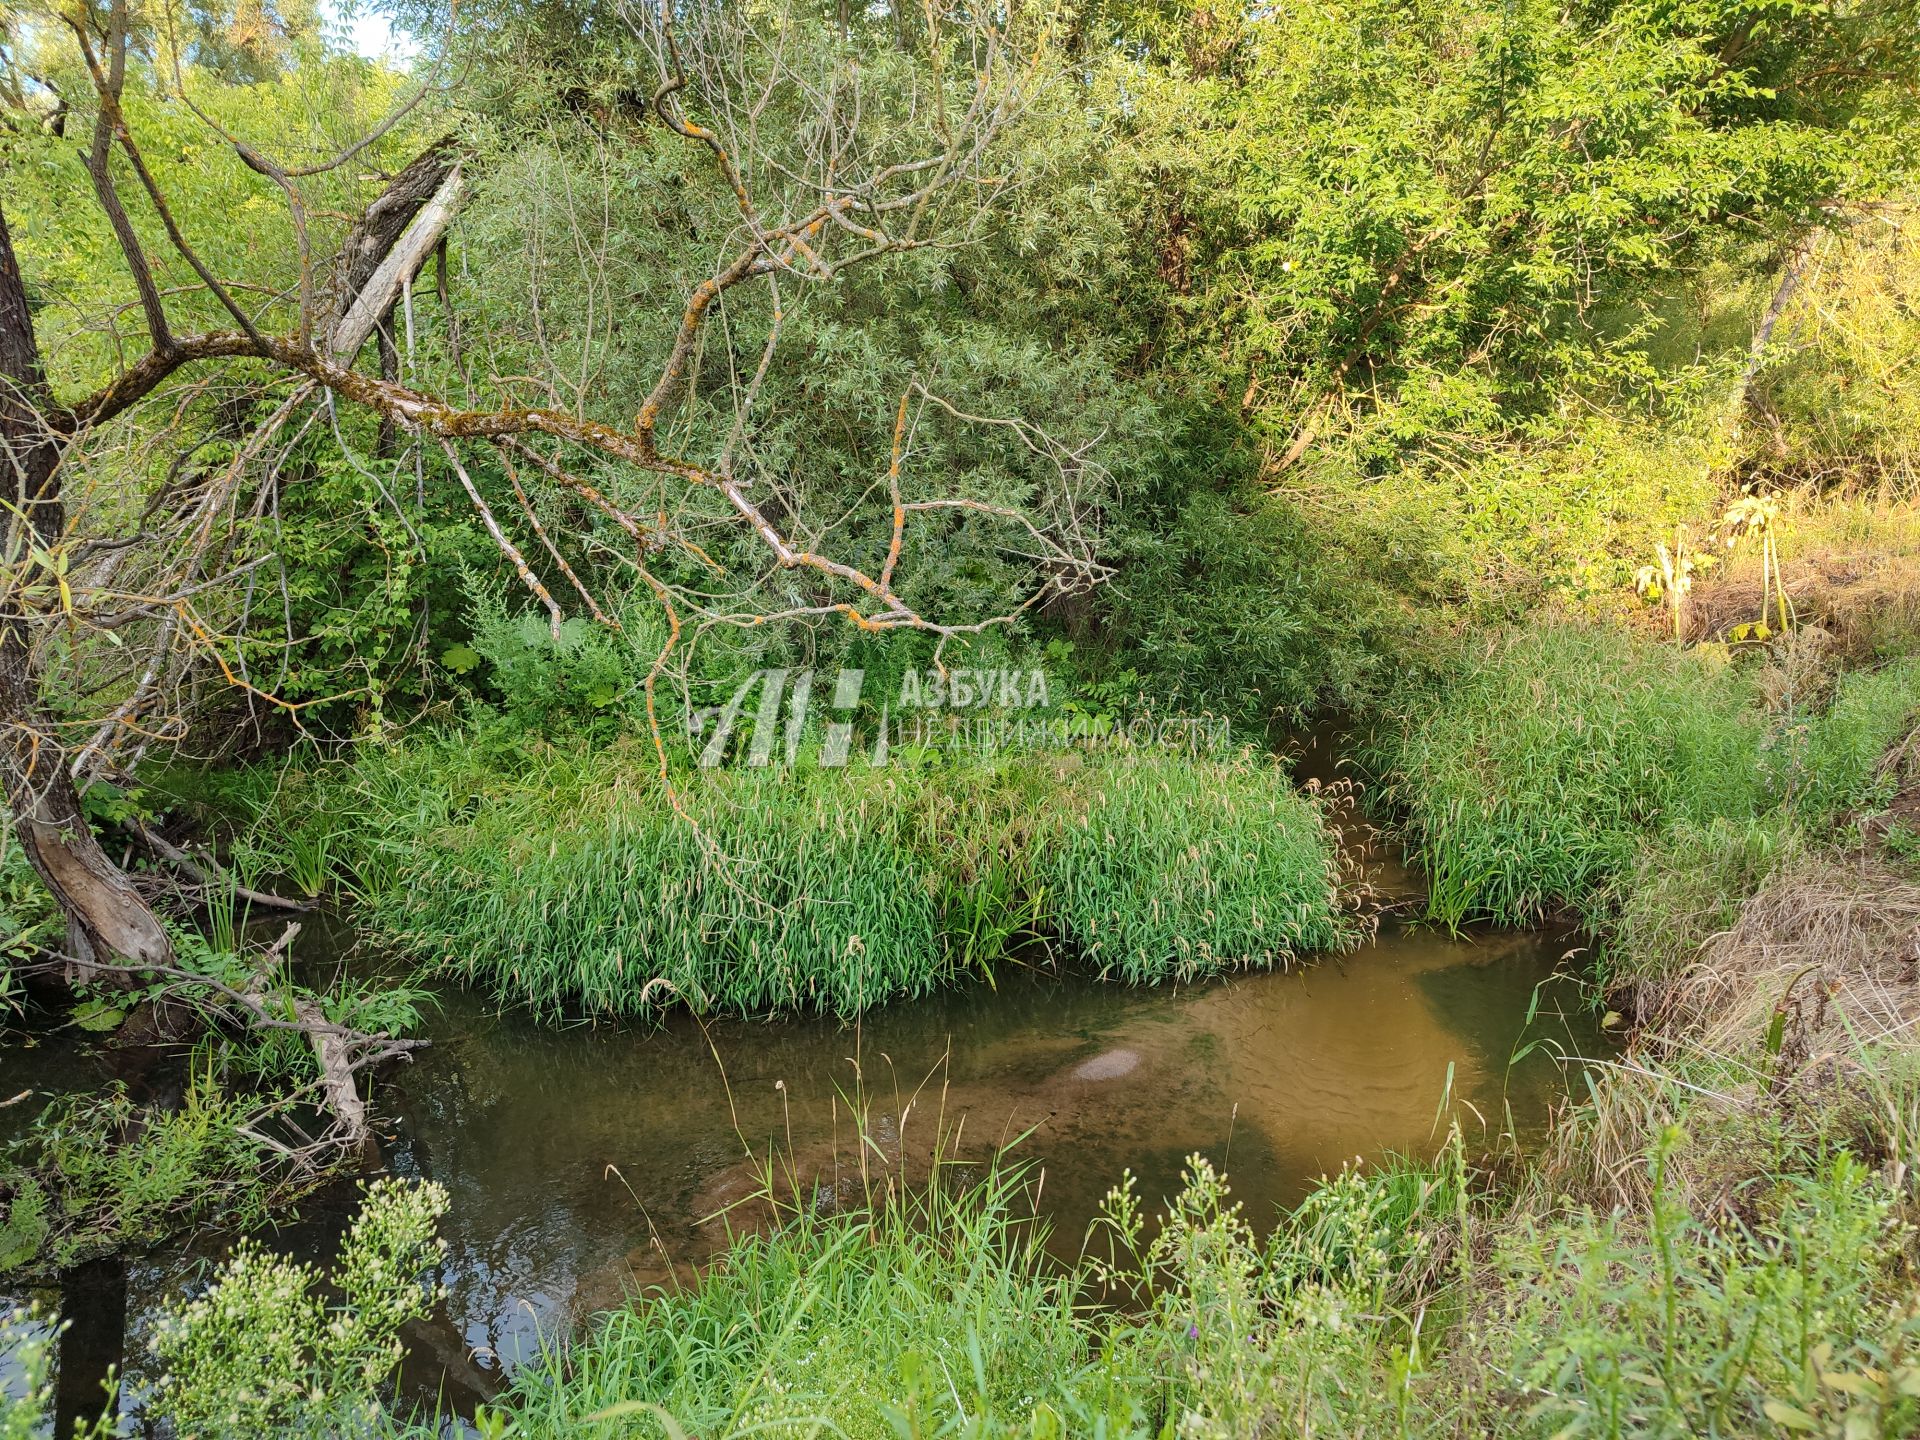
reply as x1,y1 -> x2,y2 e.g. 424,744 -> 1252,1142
0,921 -> 1604,1422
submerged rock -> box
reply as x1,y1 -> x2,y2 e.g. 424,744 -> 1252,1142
1068,1048 -> 1142,1082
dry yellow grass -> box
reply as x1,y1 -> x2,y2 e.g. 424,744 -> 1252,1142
1655,852 -> 1920,1061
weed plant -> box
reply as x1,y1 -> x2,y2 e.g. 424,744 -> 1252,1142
0,1074 -> 277,1276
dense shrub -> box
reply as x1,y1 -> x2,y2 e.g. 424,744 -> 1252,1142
1098,486 -> 1412,724
148,1178 -> 448,1439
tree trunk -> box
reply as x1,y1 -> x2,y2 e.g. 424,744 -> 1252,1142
0,201 -> 173,973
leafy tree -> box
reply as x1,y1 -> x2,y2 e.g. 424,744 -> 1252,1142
1104,0 -> 1920,472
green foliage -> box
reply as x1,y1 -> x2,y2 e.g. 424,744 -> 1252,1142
240,433 -> 490,733
483,1040 -> 1920,1438
1088,1155 -> 1446,1438
148,1177 -> 448,1439
1478,1147 -> 1920,1439
487,1148 -> 1453,1440
1755,219 -> 1920,497
1373,624 -> 1771,927
0,1310 -> 53,1438
460,582 -> 669,737
1609,813 -> 1806,991
0,830 -> 54,1018
1776,657 -> 1920,826
499,1166 -> 1128,1440
335,742 -> 947,1018
0,1072 -> 274,1277
1096,484 -> 1411,723
0,913 -> 423,1277
7,53 -> 420,395
1373,620 -> 1920,937
236,733 -> 1347,1018
1119,0 -> 1917,447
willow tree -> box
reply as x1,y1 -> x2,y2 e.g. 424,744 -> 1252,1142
0,0 -> 1101,968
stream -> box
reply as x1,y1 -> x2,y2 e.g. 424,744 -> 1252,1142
4,913 -> 1606,1426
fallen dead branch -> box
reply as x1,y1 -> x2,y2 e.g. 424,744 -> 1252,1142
28,922 -> 424,1160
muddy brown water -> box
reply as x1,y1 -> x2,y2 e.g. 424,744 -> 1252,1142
3,917 -> 1608,1425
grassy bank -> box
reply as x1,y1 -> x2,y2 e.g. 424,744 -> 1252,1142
1370,621 -> 1920,931
38,614 -> 1920,1438
458,764 -> 1920,1438
93,827 -> 1920,1439
193,739 -> 1350,1019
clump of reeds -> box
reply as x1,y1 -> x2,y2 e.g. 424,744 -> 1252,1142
357,765 -> 945,1019
1033,750 -> 1352,983
275,738 -> 1351,1019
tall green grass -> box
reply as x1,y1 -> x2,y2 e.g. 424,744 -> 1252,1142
1606,812 -> 1806,993
492,1077 -> 1920,1440
480,1144 -> 1470,1440
497,1167 -> 1133,1440
1777,655 -> 1920,825
229,738 -> 1350,1019
1036,752 -> 1348,983
1373,624 -> 1920,931
316,744 -> 944,1018
1372,624 -> 1772,927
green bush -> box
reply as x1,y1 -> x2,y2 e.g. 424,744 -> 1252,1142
0,1077 -> 276,1277
459,581 -> 672,739
1372,625 -> 1772,927
1098,486 -> 1411,724
148,1178 -> 448,1439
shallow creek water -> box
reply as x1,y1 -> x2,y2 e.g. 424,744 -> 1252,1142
4,916 -> 1607,1423
389,926 -> 1601,1385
